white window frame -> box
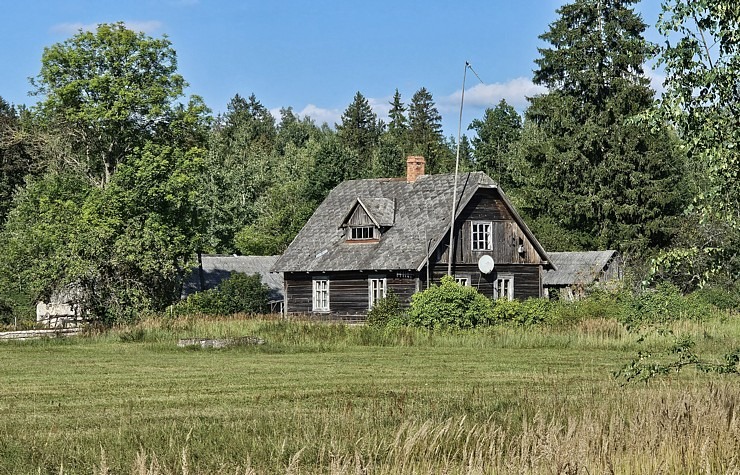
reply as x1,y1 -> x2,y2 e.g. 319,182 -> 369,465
349,225 -> 377,241
494,275 -> 514,301
313,279 -> 330,312
472,221 -> 493,251
368,277 -> 387,309
454,275 -> 470,286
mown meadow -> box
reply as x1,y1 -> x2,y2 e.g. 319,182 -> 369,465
1,309 -> 740,474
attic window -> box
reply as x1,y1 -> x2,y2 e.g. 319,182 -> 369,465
472,222 -> 492,251
350,226 -> 377,241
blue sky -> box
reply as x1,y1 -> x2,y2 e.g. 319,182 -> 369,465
1,0 -> 664,137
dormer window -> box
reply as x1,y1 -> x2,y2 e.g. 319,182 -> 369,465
350,225 -> 377,241
340,197 -> 395,244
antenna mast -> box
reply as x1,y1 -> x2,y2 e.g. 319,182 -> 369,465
447,61 -> 470,276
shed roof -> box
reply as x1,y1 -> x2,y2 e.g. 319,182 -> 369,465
542,250 -> 618,286
273,171 -> 553,273
182,255 -> 283,302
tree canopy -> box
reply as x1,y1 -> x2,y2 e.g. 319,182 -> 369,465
31,22 -> 190,187
514,0 -> 687,254
1,5 -> 736,324
649,0 -> 740,285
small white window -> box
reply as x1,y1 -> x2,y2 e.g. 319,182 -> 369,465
455,276 -> 470,286
313,279 -> 330,311
368,277 -> 386,308
472,222 -> 492,251
494,275 -> 514,301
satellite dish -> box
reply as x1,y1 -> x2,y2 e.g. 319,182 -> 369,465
478,255 -> 494,274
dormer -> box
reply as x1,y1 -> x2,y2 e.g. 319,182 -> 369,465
340,197 -> 395,243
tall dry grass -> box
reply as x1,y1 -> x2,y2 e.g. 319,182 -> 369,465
74,382 -> 740,475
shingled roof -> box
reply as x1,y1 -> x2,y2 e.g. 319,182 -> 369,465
273,171 -> 552,273
542,250 -> 618,286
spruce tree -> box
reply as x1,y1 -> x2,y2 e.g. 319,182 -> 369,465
469,99 -> 522,189
336,91 -> 380,173
388,89 -> 408,140
408,87 -> 446,173
517,0 -> 687,254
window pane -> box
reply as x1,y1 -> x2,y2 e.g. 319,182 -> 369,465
350,226 -> 376,240
472,222 -> 492,250
313,280 -> 329,310
494,276 -> 513,301
369,278 -> 386,308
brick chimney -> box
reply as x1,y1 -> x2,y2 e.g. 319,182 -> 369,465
406,155 -> 426,183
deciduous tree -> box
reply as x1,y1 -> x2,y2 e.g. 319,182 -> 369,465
651,0 -> 740,284
30,22 -> 190,187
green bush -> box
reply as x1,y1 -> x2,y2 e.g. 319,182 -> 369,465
176,272 -> 269,316
0,297 -> 14,326
490,298 -> 553,326
366,291 -> 407,328
621,282 -> 708,327
692,285 -> 740,311
548,290 -> 629,325
408,276 -> 494,329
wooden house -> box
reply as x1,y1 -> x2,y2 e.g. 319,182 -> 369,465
272,156 -> 555,318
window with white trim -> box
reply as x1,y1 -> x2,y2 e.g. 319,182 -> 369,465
313,279 -> 330,311
494,275 -> 514,301
472,222 -> 492,251
349,226 -> 377,241
368,277 -> 386,308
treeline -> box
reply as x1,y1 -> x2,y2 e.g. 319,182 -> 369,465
0,0 -> 738,325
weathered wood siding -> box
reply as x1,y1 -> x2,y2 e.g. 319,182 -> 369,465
284,271 -> 417,317
439,188 -> 541,266
427,263 -> 542,300
347,204 -> 373,226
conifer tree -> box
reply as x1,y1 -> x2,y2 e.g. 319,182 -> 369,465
388,89 -> 408,140
336,91 -> 380,173
469,99 -> 522,189
408,87 -> 447,173
516,0 -> 687,254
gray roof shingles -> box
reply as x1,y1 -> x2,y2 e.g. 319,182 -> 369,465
357,197 -> 395,227
183,255 -> 284,301
542,251 -> 618,286
273,172 -> 544,273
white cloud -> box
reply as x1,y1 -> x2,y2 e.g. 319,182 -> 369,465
296,104 -> 342,126
124,21 -> 164,33
368,96 -> 392,122
51,20 -> 163,35
442,77 -> 547,112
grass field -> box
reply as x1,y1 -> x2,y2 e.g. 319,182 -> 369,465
1,316 -> 740,474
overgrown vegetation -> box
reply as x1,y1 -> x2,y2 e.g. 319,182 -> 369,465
1,313 -> 740,474
394,277 -> 735,333
175,272 -> 269,316
408,275 -> 494,329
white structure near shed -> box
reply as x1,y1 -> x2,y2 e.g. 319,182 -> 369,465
36,287 -> 85,328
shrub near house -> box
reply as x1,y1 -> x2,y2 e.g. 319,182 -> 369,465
177,273 -> 269,316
